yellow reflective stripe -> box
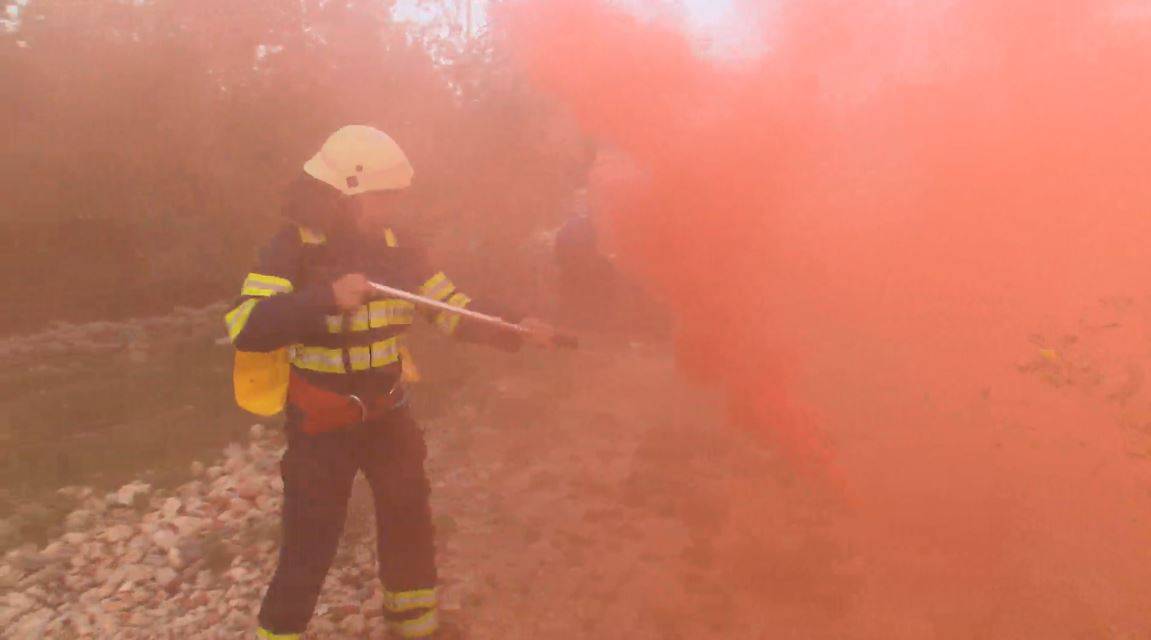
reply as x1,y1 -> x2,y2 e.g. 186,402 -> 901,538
445,292 -> 471,308
348,306 -> 370,332
298,226 -> 326,245
256,628 -> 300,640
225,299 -> 259,341
325,301 -> 415,334
419,272 -> 455,302
384,228 -> 398,248
241,273 -> 293,298
436,292 -> 471,335
290,346 -> 345,374
438,315 -> 462,335
384,588 -> 438,612
389,608 -> 439,638
371,300 -> 416,328
291,338 -> 401,374
349,345 -> 371,372
371,337 -> 401,368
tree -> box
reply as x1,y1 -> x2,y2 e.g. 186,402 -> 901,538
0,0 -> 589,330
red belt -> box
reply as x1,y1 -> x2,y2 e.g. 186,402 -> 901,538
287,370 -> 405,435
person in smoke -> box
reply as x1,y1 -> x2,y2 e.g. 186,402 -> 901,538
223,125 -> 556,640
554,186 -> 620,329
553,144 -> 667,338
553,140 -> 623,331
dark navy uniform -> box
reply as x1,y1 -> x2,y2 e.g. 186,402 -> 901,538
226,221 -> 518,639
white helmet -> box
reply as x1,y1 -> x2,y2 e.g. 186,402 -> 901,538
303,125 -> 414,195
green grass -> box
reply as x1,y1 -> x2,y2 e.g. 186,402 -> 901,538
0,316 -> 488,551
0,318 -> 252,544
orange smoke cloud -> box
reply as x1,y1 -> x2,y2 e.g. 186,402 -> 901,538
502,0 -> 1151,635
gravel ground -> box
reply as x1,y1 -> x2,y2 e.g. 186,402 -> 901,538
0,332 -> 843,639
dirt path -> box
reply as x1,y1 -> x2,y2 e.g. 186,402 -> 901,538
355,337 -> 850,639
6,300 -> 1151,637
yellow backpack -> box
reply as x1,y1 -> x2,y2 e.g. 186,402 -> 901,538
234,349 -> 291,416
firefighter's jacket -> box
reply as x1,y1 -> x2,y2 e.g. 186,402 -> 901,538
224,224 -> 520,399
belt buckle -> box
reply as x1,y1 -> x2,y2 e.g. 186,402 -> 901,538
347,394 -> 368,423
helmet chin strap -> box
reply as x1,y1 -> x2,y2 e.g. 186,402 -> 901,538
322,201 -> 395,247
282,172 -> 347,232
324,209 -> 361,243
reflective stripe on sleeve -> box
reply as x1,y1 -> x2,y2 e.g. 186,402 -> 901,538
241,273 -> 293,298
418,272 -> 455,302
435,292 -> 471,335
224,299 -> 259,341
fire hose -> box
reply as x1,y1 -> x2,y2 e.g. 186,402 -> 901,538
368,281 -> 579,349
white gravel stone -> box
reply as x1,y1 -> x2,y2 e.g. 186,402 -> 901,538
6,591 -> 35,613
12,609 -> 54,636
172,515 -> 205,537
152,528 -> 178,551
341,612 -> 367,635
105,524 -> 133,543
236,477 -> 262,501
62,531 -> 88,546
115,482 -> 152,507
0,564 -> 20,589
64,509 -> 95,532
162,497 -> 182,518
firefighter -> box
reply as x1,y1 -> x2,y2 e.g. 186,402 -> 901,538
223,125 -> 556,639
554,189 -> 619,332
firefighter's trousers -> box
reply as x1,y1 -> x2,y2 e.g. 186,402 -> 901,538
257,405 -> 439,638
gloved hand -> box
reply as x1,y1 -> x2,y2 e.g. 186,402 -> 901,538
518,317 -> 558,348
331,273 -> 372,312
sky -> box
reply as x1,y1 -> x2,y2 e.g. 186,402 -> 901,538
392,0 -> 757,60
680,0 -> 739,35
679,0 -> 761,59
651,0 -> 760,59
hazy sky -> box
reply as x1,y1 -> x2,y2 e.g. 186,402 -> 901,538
679,0 -> 761,59
682,0 -> 737,29
393,0 -> 758,59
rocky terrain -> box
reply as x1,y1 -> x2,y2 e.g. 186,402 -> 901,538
7,294 -> 1151,638
1,427 -> 288,638
0,320 -> 842,639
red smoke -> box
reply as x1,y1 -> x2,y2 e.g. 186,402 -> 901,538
502,0 -> 1151,636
